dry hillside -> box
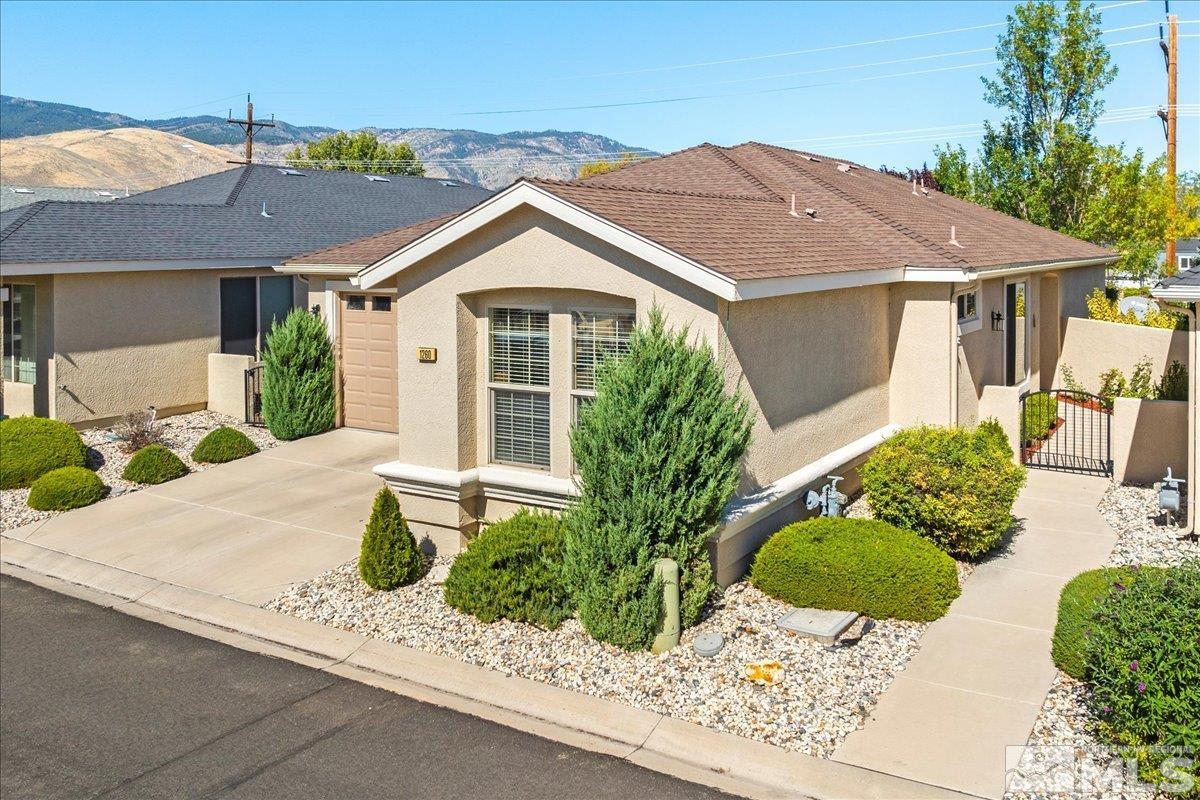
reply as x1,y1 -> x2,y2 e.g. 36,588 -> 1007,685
0,128 -> 234,191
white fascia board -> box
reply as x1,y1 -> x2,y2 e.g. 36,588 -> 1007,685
274,263 -> 360,276
904,266 -> 977,283
970,256 -> 1117,280
358,182 -> 739,300
1151,285 -> 1200,302
733,267 -> 906,299
0,257 -> 281,276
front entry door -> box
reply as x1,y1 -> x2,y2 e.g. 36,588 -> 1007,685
339,293 -> 398,433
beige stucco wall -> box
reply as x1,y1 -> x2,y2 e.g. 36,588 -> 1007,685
1055,316 -> 1188,394
207,353 -> 254,419
1059,263 -> 1106,318
49,268 -> 283,425
889,281 -> 954,426
1111,397 -> 1188,484
721,285 -> 891,491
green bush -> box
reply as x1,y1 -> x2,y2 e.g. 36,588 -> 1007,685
750,517 -> 960,622
0,417 -> 88,489
565,308 -> 752,651
1052,567 -> 1149,679
121,444 -> 188,485
358,487 -> 424,590
27,466 -> 106,511
191,427 -> 258,464
1086,563 -> 1200,783
861,424 -> 1026,557
444,509 -> 571,628
1021,393 -> 1059,442
1157,360 -> 1188,401
262,308 -> 335,441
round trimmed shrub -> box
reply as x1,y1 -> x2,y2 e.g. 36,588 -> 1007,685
359,487 -> 424,590
0,416 -> 88,489
191,427 -> 258,464
860,423 -> 1026,557
445,509 -> 571,628
122,444 -> 188,485
1052,566 -> 1155,679
750,517 -> 960,622
27,466 -> 106,511
1085,563 -> 1199,780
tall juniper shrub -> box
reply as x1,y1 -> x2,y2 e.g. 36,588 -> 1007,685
261,307 -> 335,441
565,308 -> 752,651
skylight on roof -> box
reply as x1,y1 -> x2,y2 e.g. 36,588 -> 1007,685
94,190 -> 116,197
277,168 -> 306,176
438,180 -> 459,187
9,187 -> 34,194
365,175 -> 391,182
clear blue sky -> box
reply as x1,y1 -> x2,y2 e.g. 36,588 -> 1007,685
1,0 -> 1197,170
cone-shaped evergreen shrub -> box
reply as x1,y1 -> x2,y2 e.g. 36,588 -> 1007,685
261,307 -> 335,441
122,444 -> 188,485
359,487 -> 424,590
565,308 -> 752,651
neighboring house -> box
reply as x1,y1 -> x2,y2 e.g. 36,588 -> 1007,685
281,142 -> 1116,581
1170,238 -> 1199,274
1151,270 -> 1199,538
1,185 -> 131,212
0,165 -> 491,423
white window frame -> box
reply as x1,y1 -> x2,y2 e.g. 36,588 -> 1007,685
1180,254 -> 1197,272
485,304 -> 552,471
1,282 -> 37,384
954,285 -> 981,336
569,306 -> 635,411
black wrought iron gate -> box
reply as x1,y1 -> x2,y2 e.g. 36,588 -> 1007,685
244,363 -> 264,426
1019,389 -> 1112,476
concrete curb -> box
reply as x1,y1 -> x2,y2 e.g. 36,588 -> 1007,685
1,537 -> 976,800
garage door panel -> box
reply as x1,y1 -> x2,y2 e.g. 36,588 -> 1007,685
340,294 -> 398,433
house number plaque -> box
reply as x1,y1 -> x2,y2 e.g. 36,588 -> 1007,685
417,347 -> 437,363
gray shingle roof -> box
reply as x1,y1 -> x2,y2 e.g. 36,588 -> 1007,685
1,185 -> 128,212
1156,269 -> 1200,290
0,165 -> 492,264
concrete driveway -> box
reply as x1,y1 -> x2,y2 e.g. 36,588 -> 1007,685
2,428 -> 394,605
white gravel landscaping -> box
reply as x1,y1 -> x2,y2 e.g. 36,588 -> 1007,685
1,410 -> 278,532
1005,483 -> 1198,800
266,558 -> 927,758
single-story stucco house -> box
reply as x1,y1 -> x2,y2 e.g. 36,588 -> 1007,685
0,165 -> 490,424
281,142 -> 1117,582
1151,268 -> 1199,538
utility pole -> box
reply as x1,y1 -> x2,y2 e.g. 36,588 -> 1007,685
226,94 -> 275,165
1158,12 -> 1179,273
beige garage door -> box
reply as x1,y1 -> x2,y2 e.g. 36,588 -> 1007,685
340,293 -> 398,433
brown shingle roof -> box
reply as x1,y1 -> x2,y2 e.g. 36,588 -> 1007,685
284,142 -> 1114,280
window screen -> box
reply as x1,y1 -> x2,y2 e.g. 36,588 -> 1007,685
489,308 -> 549,386
572,310 -> 634,390
220,277 -> 257,356
492,389 -> 550,468
258,276 -> 294,352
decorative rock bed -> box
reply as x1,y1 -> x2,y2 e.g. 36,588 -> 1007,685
266,558 -> 926,758
0,411 -> 277,532
1005,483 -> 1198,799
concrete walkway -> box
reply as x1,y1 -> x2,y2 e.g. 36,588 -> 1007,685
2,428 -> 395,605
833,469 -> 1116,799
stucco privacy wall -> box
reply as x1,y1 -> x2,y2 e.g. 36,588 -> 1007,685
1055,316 -> 1187,394
721,286 -> 891,492
0,273 -> 54,418
1111,398 -> 1188,484
889,281 -> 954,426
50,268 -> 288,425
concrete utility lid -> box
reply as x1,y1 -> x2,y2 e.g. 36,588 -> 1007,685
776,608 -> 860,645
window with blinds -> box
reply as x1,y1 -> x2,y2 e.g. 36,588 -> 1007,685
490,307 -> 550,386
492,389 -> 551,468
572,310 -> 634,390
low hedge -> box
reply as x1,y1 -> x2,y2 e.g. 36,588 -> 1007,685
27,466 -> 106,511
444,509 -> 571,628
1052,566 -> 1152,679
1086,563 -> 1200,786
191,427 -> 258,464
122,444 -> 188,485
860,423 -> 1026,557
749,517 -> 960,622
0,417 -> 88,489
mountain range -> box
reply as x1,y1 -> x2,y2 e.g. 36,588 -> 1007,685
0,95 -> 653,189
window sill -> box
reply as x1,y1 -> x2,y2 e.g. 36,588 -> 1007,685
957,317 -> 982,336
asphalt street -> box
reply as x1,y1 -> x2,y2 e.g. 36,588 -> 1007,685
0,574 -> 734,800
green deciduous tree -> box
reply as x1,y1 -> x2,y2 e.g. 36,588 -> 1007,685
564,308 -> 752,651
261,308 -> 335,441
577,152 -> 640,178
359,487 -> 424,590
286,131 -> 425,176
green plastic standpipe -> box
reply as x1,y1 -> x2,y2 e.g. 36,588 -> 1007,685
652,557 -> 680,654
